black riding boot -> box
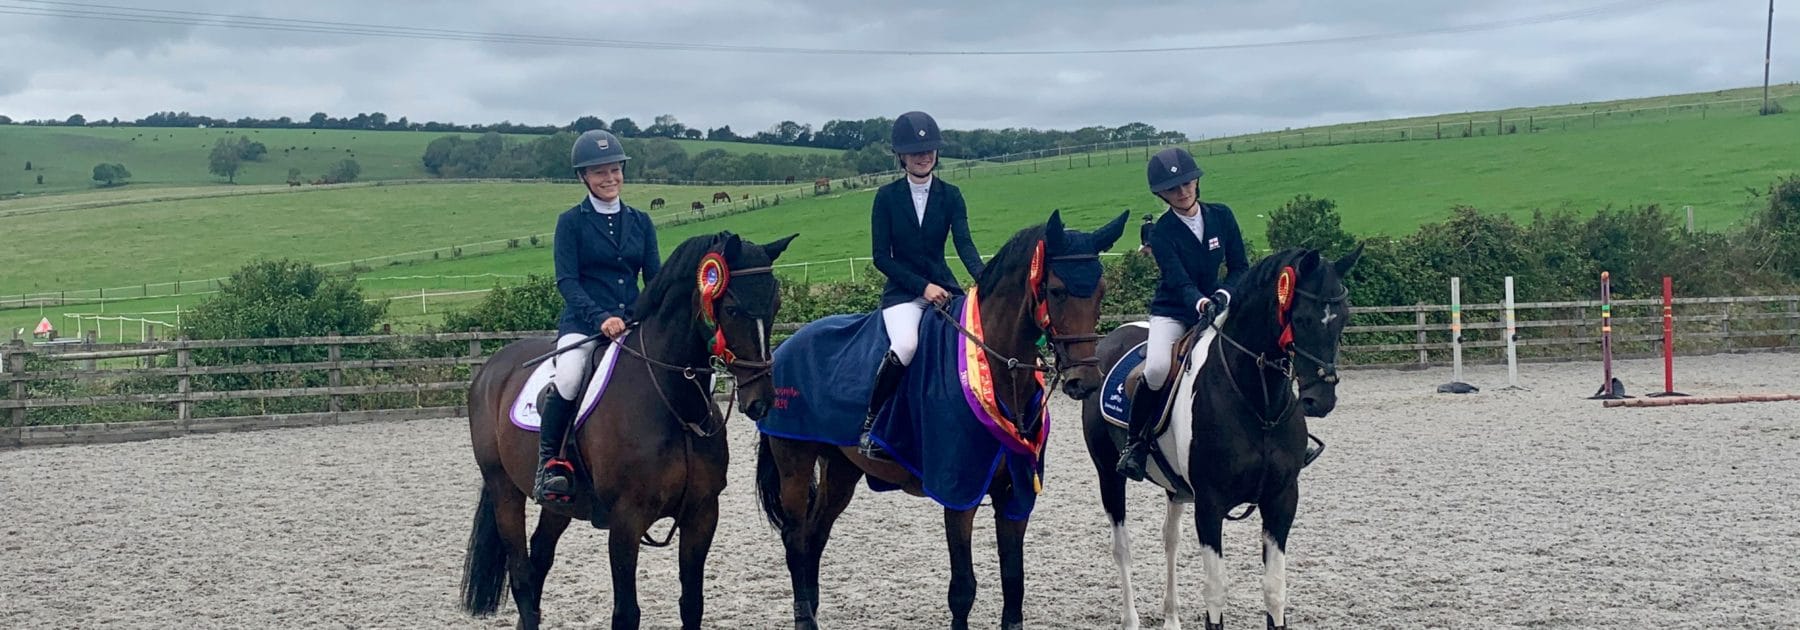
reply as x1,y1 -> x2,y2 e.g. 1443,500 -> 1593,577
1116,380 -> 1169,481
533,393 -> 577,505
858,351 -> 908,461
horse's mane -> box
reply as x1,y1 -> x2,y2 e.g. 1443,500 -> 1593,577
1235,248 -> 1316,305
628,233 -> 719,323
975,224 -> 1047,290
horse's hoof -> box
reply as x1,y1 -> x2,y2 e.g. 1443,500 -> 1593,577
1160,618 -> 1182,630
1264,612 -> 1284,630
1205,620 -> 1223,630
1002,622 -> 1025,630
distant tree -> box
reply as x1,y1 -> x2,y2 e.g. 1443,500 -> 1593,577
91,163 -> 131,186
326,159 -> 361,184
683,128 -> 703,140
368,112 -> 388,128
0,115 -> 12,125
571,116 -> 607,132
23,160 -> 30,171
36,174 -> 43,185
65,113 -> 86,126
236,136 -> 268,161
308,112 -> 328,128
209,138 -> 243,183
645,114 -> 687,138
609,117 -> 640,137
706,125 -> 739,142
286,167 -> 302,184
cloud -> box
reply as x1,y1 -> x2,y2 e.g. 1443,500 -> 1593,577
0,0 -> 1794,136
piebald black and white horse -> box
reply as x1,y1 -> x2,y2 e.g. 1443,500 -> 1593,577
1081,246 -> 1360,629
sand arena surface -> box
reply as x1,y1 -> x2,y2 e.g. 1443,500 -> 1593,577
3,352 -> 1798,629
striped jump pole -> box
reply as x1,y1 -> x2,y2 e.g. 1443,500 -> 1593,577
1438,276 -> 1477,394
1647,276 -> 1688,397
1588,271 -> 1629,400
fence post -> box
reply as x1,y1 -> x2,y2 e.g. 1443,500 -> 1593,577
1788,299 -> 1798,347
468,327 -> 483,360
328,332 -> 343,418
1415,304 -> 1429,366
176,336 -> 191,426
7,338 -> 26,430
1721,301 -> 1732,351
82,330 -> 97,371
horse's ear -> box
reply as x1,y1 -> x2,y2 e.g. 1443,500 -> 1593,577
762,233 -> 799,262
1299,249 -> 1323,272
720,232 -> 743,262
1090,210 -> 1130,252
1334,242 -> 1365,277
1045,210 -> 1067,251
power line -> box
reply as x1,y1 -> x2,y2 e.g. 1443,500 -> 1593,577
0,0 -> 1683,57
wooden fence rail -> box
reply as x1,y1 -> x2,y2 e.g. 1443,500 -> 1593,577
5,294 -> 1798,449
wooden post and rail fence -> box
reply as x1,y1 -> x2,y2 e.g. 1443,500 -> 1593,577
5,294 -> 1799,450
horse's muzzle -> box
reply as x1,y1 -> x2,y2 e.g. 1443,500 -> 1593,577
741,398 -> 771,421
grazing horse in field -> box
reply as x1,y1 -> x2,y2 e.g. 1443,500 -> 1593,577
1080,246 -> 1360,630
813,178 -> 830,195
461,231 -> 796,630
757,210 -> 1128,630
650,197 -> 666,210
713,191 -> 732,204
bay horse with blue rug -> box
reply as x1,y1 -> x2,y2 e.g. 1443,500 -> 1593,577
1081,245 -> 1360,630
756,210 -> 1127,630
461,231 -> 795,630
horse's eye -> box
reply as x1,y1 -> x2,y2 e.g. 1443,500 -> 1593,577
724,306 -> 742,318
1048,287 -> 1068,299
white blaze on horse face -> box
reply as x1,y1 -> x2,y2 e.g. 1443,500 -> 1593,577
756,318 -> 768,360
1112,523 -> 1141,630
1162,501 -> 1184,630
1202,545 -> 1227,627
1321,309 -> 1338,325
1263,532 -> 1288,628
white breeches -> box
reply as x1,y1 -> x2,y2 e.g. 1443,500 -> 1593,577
1144,316 -> 1188,390
551,333 -> 598,400
882,298 -> 929,366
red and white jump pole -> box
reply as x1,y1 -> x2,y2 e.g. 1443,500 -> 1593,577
1647,276 -> 1688,397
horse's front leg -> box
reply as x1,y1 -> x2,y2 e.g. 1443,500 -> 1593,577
995,512 -> 1029,630
1194,499 -> 1228,630
944,507 -> 979,630
607,517 -> 647,630
1260,484 -> 1299,630
678,496 -> 720,630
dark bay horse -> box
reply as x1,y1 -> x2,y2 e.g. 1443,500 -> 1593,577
461,231 -> 796,630
757,210 -> 1127,630
1081,246 -> 1360,630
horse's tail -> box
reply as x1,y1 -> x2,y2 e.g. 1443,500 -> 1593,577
459,484 -> 509,617
755,433 -> 809,531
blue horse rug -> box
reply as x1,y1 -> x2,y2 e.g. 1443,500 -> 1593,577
763,294 -> 1048,520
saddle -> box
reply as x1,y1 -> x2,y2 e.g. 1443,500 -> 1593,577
1122,325 -> 1206,436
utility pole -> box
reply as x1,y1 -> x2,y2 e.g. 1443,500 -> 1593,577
1765,0 -> 1777,114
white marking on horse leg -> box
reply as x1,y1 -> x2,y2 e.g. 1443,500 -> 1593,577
1161,500 -> 1183,630
1263,532 -> 1288,628
1201,545 -> 1226,627
1112,523 -> 1141,630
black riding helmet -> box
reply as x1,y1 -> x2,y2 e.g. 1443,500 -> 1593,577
571,129 -> 630,177
891,111 -> 945,154
1146,147 -> 1202,193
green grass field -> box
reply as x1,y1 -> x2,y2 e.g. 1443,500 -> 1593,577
5,86 -> 1799,335
0,125 -> 842,195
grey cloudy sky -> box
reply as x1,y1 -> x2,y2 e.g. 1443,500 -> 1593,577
0,0 -> 1794,137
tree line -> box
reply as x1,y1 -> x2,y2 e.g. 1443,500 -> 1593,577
4,110 -> 1185,160
421,130 -> 881,182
